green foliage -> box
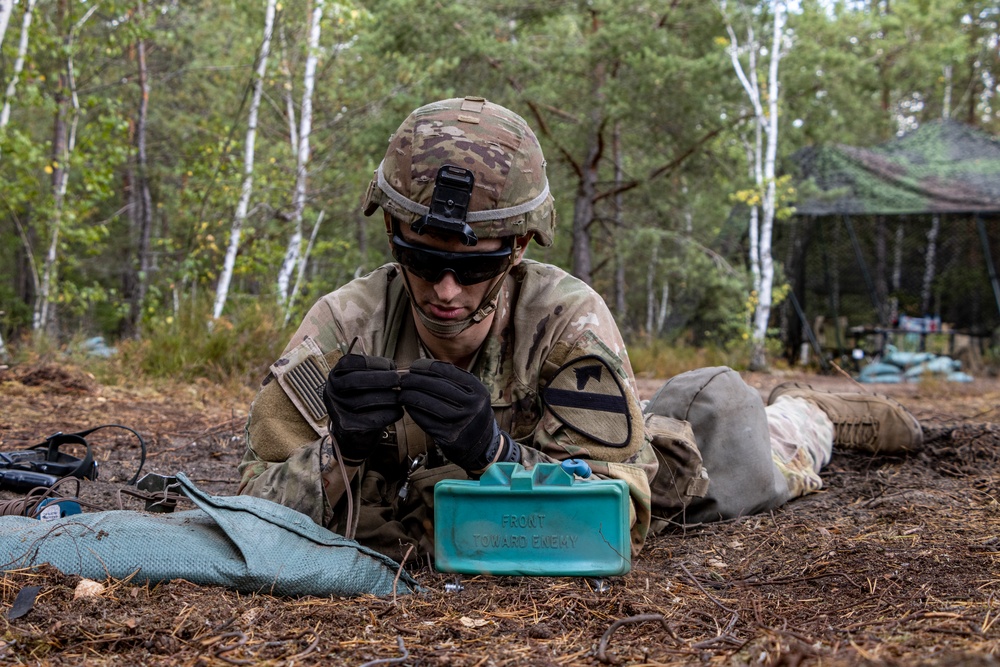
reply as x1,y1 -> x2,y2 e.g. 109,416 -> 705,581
116,297 -> 292,385
614,227 -> 752,345
1,0 -> 998,365
731,175 -> 799,220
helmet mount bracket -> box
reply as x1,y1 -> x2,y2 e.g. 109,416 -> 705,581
410,166 -> 479,246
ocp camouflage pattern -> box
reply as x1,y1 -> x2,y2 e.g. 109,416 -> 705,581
362,96 -> 557,246
239,260 -> 657,558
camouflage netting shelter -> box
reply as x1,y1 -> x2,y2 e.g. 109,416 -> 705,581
779,120 -> 1000,366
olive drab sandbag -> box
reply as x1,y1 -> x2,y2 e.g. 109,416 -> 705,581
644,366 -> 791,526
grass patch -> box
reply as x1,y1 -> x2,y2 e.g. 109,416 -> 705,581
628,341 -> 738,378
2,299 -> 290,391
113,299 -> 292,387
628,338 -> 794,378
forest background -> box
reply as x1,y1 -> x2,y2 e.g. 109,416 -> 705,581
1,0 -> 998,384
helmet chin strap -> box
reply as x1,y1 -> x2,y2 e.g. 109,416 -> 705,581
399,262 -> 513,339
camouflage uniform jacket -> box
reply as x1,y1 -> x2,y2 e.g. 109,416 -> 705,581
238,260 -> 657,561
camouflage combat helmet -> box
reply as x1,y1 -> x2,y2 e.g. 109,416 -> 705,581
362,96 -> 556,246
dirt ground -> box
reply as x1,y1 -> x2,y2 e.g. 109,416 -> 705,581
1,362 -> 999,666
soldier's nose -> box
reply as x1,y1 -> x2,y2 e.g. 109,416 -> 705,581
433,271 -> 463,300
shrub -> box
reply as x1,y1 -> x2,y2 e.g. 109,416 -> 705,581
115,297 -> 292,386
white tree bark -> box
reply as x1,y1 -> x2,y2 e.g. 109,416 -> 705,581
1,0 -> 38,350
213,0 -> 277,320
656,282 -> 669,335
942,64 -> 952,120
752,3 -> 783,349
34,6 -> 97,331
723,1 -> 785,368
727,12 -> 763,295
286,209 -> 325,324
277,0 -> 323,309
740,137 -> 761,291
0,0 -> 14,52
0,0 -> 38,131
921,214 -> 941,314
279,23 -> 298,157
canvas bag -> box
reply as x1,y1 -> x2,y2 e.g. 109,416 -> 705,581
0,473 -> 418,597
644,366 -> 790,528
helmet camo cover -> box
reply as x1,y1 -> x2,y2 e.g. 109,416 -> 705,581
362,96 -> 556,246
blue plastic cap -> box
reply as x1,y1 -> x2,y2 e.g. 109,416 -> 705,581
560,459 -> 592,479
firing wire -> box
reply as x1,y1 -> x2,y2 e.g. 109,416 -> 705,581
68,424 -> 148,486
327,431 -> 357,541
0,477 -> 104,517
330,335 -> 365,541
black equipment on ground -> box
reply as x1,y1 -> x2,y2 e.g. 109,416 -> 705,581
0,425 -> 146,493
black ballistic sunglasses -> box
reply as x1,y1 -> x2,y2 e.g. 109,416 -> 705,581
391,234 -> 513,286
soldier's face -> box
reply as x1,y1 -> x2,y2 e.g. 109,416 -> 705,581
395,224 -> 517,325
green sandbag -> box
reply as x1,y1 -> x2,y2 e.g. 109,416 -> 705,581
0,473 -> 417,597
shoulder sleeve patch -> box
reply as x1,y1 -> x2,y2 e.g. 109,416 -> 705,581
272,336 -> 340,436
541,354 -> 632,448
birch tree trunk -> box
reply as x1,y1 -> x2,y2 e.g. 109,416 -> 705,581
922,214 -> 941,314
942,64 -> 953,120
0,0 -> 38,132
279,23 -> 298,157
35,9 -> 68,332
729,21 -> 763,296
1,0 -> 36,352
724,0 -> 785,370
286,210 -> 324,324
0,0 -> 13,51
213,0 -> 277,320
656,283 -> 669,335
750,4 -> 783,369
277,0 -> 323,310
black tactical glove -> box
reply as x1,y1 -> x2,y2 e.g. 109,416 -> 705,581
398,358 -> 520,474
323,354 -> 404,466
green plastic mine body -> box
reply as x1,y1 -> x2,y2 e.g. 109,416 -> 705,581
433,462 -> 631,576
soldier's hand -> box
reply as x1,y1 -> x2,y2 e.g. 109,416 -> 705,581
398,359 -> 519,474
323,354 -> 404,466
